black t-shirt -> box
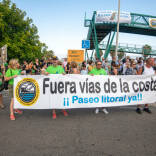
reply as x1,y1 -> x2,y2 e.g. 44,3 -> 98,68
34,63 -> 40,74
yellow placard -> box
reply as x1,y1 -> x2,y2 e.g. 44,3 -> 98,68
67,50 -> 84,63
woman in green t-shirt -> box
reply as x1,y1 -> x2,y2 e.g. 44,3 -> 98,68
5,59 -> 23,120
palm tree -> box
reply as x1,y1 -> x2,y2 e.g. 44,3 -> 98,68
110,45 -> 116,58
118,48 -> 124,60
110,46 -> 124,60
142,44 -> 152,58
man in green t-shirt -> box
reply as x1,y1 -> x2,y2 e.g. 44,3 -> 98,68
45,56 -> 68,119
89,61 -> 107,75
45,56 -> 65,74
89,61 -> 109,115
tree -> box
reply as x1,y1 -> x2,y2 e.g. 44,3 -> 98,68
43,50 -> 54,59
117,48 -> 124,60
110,45 -> 116,58
142,44 -> 152,58
0,0 -> 53,62
110,46 -> 124,60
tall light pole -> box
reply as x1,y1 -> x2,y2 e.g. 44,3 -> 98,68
115,0 -> 120,61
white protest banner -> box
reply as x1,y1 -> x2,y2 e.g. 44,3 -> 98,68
95,10 -> 131,24
14,74 -> 156,109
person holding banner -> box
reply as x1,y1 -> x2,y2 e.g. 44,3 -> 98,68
136,57 -> 155,114
89,61 -> 109,114
45,56 -> 68,119
5,59 -> 23,120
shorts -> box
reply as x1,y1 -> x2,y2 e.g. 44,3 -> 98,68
8,85 -> 13,98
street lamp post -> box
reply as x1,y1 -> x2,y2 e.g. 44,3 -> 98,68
115,0 -> 120,61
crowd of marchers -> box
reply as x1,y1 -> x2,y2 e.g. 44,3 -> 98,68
0,55 -> 156,120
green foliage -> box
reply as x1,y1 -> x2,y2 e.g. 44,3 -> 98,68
117,48 -> 124,60
43,50 -> 54,59
142,44 -> 152,57
109,46 -> 124,60
110,45 -> 116,58
0,0 -> 53,63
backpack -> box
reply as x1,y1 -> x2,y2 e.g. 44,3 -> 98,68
4,79 -> 9,90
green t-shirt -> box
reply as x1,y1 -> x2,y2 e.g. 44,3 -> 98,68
5,68 -> 21,85
32,69 -> 35,74
89,68 -> 107,75
46,65 -> 65,74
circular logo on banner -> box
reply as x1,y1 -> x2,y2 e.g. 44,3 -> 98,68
15,78 -> 40,106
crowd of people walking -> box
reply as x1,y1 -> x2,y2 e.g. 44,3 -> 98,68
0,55 -> 156,120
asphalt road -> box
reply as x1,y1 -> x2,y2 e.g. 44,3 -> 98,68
0,95 -> 156,156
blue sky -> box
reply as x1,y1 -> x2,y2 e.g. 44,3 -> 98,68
9,0 -> 156,58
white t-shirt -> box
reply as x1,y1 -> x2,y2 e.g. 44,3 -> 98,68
142,66 -> 155,75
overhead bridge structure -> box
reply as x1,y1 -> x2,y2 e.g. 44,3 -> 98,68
84,11 -> 156,60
